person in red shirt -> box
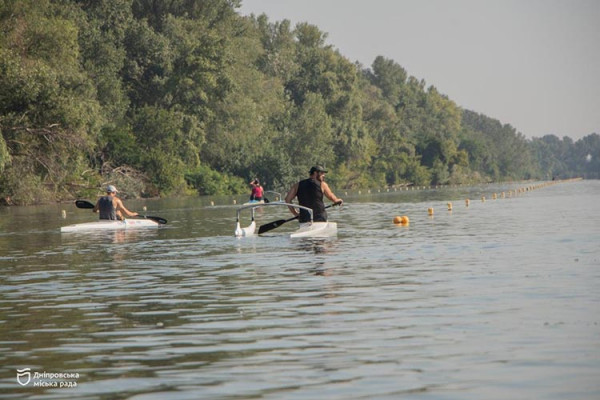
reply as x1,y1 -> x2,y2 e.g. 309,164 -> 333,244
249,179 -> 264,201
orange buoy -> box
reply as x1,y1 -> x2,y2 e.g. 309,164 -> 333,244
394,215 -> 410,225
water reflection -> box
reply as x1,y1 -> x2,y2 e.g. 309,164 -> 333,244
60,228 -> 158,245
294,238 -> 339,276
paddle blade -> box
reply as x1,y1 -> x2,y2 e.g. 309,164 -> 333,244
258,219 -> 287,234
142,215 -> 167,225
75,200 -> 95,209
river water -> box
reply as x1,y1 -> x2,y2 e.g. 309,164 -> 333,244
1,180 -> 598,399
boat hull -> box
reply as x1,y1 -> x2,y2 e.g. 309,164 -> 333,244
290,222 -> 337,238
61,219 -> 159,232
242,200 -> 265,206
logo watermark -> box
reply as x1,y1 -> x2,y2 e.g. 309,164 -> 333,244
16,368 -> 31,386
16,368 -> 79,388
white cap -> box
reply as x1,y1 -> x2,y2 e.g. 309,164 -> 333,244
106,185 -> 118,193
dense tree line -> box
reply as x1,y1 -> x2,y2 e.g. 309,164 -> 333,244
0,0 -> 597,205
529,133 -> 600,180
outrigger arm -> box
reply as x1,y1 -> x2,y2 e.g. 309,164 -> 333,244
234,202 -> 314,237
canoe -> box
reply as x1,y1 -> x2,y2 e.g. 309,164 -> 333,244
235,220 -> 337,238
234,202 -> 338,238
61,219 -> 159,233
290,222 -> 337,238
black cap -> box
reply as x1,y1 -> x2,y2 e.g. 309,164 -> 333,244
309,165 -> 328,174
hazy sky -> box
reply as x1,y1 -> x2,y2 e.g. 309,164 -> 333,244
238,0 -> 599,141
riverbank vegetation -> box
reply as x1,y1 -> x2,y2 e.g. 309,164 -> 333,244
1,0 -> 598,205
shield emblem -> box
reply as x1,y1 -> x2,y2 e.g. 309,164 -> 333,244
16,368 -> 31,386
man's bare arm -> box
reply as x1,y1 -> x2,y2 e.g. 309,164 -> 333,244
285,183 -> 299,216
115,199 -> 138,217
322,182 -> 342,205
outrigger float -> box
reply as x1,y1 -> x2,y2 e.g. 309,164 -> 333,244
234,202 -> 337,238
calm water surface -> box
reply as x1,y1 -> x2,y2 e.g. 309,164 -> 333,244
1,181 -> 599,399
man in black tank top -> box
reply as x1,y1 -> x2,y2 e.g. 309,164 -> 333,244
285,166 -> 343,223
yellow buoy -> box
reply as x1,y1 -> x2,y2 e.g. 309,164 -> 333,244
447,202 -> 453,211
481,196 -> 486,202
465,199 -> 470,207
428,207 -> 434,216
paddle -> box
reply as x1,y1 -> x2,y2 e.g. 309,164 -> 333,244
74,200 -> 168,224
258,201 -> 341,234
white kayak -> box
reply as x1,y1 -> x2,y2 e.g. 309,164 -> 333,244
290,221 -> 337,238
61,219 -> 159,233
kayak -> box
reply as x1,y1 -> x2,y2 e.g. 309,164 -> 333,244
290,222 -> 337,238
234,202 -> 338,238
242,191 -> 283,206
61,219 -> 159,233
242,199 -> 265,206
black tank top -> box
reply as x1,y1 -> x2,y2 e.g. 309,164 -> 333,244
296,178 -> 327,222
98,196 -> 117,220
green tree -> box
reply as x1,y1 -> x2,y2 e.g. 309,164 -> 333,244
575,133 -> 599,179
286,92 -> 334,176
132,105 -> 202,194
367,56 -> 407,102
0,0 -> 102,204
77,0 -> 132,125
254,15 -> 298,82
